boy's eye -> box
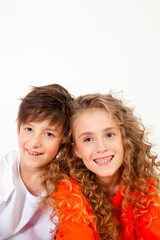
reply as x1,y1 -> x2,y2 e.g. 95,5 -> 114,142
106,132 -> 115,138
84,137 -> 93,142
25,127 -> 32,132
45,132 -> 54,137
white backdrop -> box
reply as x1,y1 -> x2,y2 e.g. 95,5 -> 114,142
0,0 -> 159,157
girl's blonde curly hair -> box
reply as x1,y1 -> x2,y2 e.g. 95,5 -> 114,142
42,93 -> 160,240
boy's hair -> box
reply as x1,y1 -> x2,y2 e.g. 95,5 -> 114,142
17,84 -> 73,137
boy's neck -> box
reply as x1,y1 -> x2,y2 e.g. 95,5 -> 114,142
19,164 -> 43,196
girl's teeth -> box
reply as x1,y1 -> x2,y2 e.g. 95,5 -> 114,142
95,157 -> 112,164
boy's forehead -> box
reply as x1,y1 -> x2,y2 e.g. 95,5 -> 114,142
23,118 -> 63,131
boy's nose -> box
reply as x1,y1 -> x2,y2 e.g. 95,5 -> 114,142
30,135 -> 42,148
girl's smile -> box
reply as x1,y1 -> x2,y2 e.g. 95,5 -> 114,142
94,155 -> 114,165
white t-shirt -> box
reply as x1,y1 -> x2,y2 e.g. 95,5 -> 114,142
0,151 -> 57,240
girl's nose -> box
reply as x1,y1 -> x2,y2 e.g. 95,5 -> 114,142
96,138 -> 107,153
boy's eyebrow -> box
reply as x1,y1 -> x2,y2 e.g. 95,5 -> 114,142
24,122 -> 62,133
78,127 -> 120,138
45,127 -> 60,132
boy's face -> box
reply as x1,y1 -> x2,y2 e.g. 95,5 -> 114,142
17,119 -> 63,170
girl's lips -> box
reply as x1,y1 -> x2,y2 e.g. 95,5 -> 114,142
94,155 -> 114,164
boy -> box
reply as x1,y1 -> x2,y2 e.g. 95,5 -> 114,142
0,84 -> 73,240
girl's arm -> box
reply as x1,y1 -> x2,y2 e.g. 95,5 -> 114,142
54,180 -> 99,240
137,186 -> 160,239
57,220 -> 97,240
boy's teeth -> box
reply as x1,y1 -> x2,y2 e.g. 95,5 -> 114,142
95,157 -> 112,164
28,150 -> 41,155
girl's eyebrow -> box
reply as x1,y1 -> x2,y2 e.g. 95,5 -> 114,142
78,131 -> 93,139
78,127 -> 120,139
104,127 -> 120,132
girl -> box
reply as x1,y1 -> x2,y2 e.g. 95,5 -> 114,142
43,93 -> 160,240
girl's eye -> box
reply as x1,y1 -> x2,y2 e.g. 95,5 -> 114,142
25,127 -> 32,132
45,132 -> 54,137
106,132 -> 115,138
84,137 -> 93,142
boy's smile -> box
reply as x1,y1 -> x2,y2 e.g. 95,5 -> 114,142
18,119 -> 62,170
73,108 -> 124,184
27,149 -> 43,156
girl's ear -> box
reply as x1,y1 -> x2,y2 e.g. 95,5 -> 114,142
72,143 -> 82,159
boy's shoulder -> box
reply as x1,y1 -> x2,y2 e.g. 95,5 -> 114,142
0,151 -> 20,170
0,151 -> 20,202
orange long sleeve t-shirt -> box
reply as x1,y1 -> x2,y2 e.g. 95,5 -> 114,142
54,178 -> 160,240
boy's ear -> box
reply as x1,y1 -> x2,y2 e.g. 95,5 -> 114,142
17,121 -> 20,135
72,143 -> 82,159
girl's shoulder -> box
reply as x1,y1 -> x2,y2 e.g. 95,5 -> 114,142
143,178 -> 159,198
55,176 -> 82,199
54,176 -> 93,223
54,176 -> 89,206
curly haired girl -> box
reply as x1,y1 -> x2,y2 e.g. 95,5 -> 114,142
43,93 -> 160,240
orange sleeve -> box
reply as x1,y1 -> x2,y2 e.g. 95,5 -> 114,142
137,184 -> 160,239
57,220 -> 96,240
54,180 -> 99,240
140,201 -> 160,239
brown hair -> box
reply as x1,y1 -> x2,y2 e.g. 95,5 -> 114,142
17,84 -> 73,137
43,93 -> 160,240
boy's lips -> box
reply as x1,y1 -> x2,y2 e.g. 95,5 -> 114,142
27,149 -> 43,156
94,155 -> 114,164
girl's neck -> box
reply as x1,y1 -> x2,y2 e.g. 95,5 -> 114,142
98,173 -> 121,196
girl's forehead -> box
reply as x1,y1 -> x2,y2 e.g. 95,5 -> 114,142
76,107 -> 110,119
73,108 -> 114,129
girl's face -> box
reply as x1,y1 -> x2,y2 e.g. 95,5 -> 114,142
73,108 -> 124,184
